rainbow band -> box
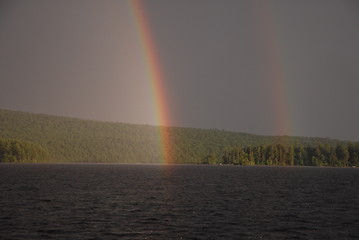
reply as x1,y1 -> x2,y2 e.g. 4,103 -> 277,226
254,0 -> 291,139
129,0 -> 291,163
129,0 -> 172,164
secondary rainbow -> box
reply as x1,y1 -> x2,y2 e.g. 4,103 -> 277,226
129,0 -> 172,164
254,0 -> 291,139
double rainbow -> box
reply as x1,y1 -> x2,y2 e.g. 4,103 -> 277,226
128,0 -> 292,164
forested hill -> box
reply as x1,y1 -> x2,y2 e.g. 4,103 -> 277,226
0,108 -> 350,164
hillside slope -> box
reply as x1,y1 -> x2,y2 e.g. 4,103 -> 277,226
0,108 -> 345,163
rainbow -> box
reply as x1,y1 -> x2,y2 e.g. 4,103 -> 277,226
128,0 -> 292,163
254,0 -> 291,139
129,0 -> 172,164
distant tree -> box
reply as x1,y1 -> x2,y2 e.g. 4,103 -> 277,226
287,145 -> 295,166
348,143 -> 359,167
277,144 -> 286,165
351,152 -> 359,167
248,151 -> 255,165
329,147 -> 338,166
201,154 -> 218,164
336,145 -> 350,167
294,145 -> 305,166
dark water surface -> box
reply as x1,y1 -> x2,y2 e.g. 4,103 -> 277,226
0,164 -> 358,239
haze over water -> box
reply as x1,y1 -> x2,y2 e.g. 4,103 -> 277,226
1,164 -> 358,239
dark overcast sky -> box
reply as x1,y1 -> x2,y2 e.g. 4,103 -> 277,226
0,0 -> 358,141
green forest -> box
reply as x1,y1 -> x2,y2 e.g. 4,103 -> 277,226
0,138 -> 49,163
204,143 -> 359,167
0,108 -> 357,166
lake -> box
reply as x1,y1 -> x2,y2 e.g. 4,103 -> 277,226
0,164 -> 358,239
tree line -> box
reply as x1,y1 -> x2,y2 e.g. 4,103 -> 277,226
202,143 -> 359,167
1,108 -> 357,166
0,138 -> 49,163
